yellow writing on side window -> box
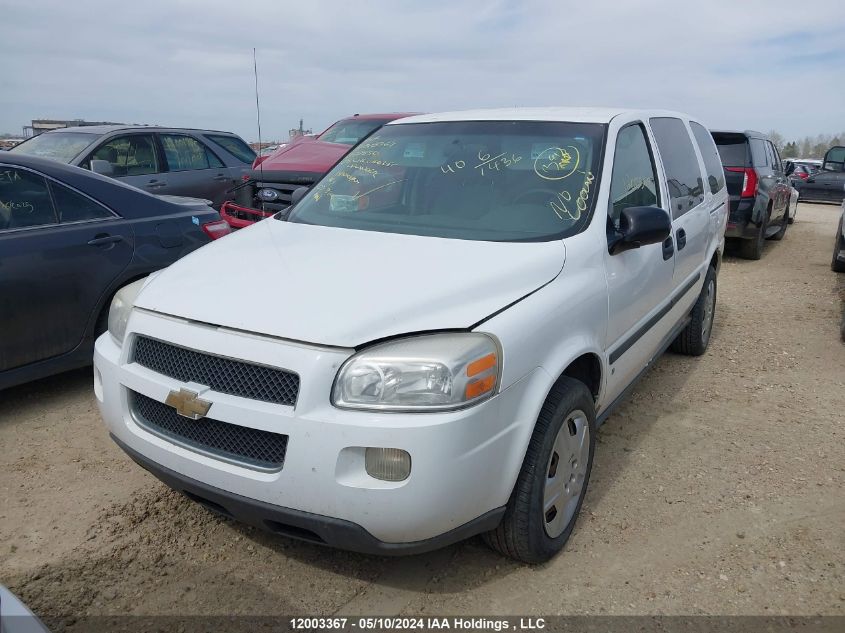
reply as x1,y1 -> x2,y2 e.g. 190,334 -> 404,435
0,199 -> 35,213
0,170 -> 23,184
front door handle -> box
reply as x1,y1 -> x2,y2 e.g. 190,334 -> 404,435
145,179 -> 166,189
662,236 -> 674,261
213,174 -> 229,182
87,234 -> 124,247
676,228 -> 687,250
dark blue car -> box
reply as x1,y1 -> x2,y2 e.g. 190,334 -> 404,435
0,154 -> 231,390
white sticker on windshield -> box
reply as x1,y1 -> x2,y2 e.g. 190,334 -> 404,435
403,143 -> 425,159
329,194 -> 358,213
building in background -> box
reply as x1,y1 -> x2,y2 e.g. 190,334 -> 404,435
0,137 -> 25,149
22,118 -> 125,138
288,118 -> 313,141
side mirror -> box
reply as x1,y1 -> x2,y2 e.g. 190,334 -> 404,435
90,160 -> 114,177
784,162 -> 795,176
608,206 -> 671,255
290,186 -> 309,206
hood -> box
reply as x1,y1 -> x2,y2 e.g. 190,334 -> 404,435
258,139 -> 349,173
135,220 -> 566,347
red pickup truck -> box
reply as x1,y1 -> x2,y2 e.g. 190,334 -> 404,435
221,113 -> 417,228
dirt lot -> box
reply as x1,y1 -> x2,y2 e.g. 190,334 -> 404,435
1,203 -> 843,624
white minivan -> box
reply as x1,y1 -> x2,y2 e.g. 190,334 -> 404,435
94,108 -> 728,563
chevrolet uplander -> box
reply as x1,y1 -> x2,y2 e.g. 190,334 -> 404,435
95,108 -> 728,562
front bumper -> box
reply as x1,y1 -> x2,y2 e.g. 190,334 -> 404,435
94,309 -> 547,549
113,434 -> 504,555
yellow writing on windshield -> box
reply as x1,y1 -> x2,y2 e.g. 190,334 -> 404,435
534,146 -> 580,181
475,151 -> 523,176
549,171 -> 595,221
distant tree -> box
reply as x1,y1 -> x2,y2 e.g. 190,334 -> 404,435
800,137 -> 813,157
767,130 -> 785,152
782,141 -> 798,157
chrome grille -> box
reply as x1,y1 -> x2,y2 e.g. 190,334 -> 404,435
133,336 -> 299,406
131,391 -> 288,470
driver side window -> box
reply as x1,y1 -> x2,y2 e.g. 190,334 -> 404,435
608,124 -> 660,226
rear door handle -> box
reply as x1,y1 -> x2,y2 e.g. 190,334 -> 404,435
145,179 -> 166,189
87,234 -> 124,247
213,173 -> 229,182
662,236 -> 674,261
676,228 -> 687,250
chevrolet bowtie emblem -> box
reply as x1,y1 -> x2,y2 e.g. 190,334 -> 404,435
165,388 -> 212,420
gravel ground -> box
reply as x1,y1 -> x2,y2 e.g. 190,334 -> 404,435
1,202 -> 843,626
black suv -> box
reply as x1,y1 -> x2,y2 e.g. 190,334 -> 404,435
792,146 -> 845,204
711,130 -> 790,259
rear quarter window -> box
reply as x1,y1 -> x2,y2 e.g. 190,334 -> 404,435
206,134 -> 256,164
749,139 -> 768,168
649,117 -> 705,219
690,122 -> 726,194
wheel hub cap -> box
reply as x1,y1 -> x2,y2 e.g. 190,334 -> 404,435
702,279 -> 715,340
543,410 -> 590,538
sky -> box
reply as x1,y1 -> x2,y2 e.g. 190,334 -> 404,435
2,0 -> 844,143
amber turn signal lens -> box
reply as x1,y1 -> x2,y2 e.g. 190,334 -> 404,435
465,374 -> 496,399
466,353 -> 497,377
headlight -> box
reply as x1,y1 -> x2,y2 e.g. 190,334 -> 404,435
332,333 -> 500,412
107,278 -> 147,346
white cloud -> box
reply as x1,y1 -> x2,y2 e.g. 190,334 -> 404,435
2,0 -> 844,141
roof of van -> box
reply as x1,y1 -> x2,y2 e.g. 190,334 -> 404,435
710,129 -> 766,139
40,125 -> 240,136
391,107 -> 694,125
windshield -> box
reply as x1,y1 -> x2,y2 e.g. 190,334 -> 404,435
9,132 -> 98,163
288,120 -> 605,242
318,119 -> 392,145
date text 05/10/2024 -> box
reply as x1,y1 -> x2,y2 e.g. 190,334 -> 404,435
288,617 -> 547,631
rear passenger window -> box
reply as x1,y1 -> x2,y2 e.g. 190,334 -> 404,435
0,167 -> 57,231
690,122 -> 726,195
160,135 -> 224,171
649,117 -> 705,219
50,181 -> 113,222
608,124 -> 660,225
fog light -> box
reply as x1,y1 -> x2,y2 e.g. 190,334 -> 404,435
365,448 -> 411,482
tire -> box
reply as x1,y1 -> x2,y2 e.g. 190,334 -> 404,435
770,213 -> 788,241
672,265 -> 717,356
739,213 -> 767,260
833,228 -> 845,273
483,377 -> 595,564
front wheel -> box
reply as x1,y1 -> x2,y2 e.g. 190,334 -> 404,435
833,223 -> 845,273
672,266 -> 717,356
483,377 -> 595,563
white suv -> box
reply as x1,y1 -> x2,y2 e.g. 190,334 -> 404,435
94,108 -> 728,563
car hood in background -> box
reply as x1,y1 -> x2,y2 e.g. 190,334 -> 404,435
135,220 -> 566,347
257,139 -> 349,174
